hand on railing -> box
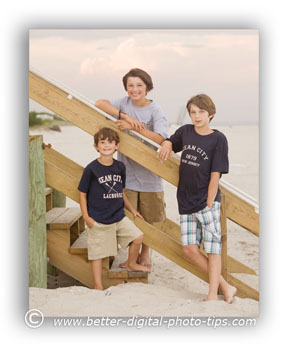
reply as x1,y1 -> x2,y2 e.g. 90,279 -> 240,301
158,140 -> 173,163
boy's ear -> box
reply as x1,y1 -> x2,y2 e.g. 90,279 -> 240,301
209,113 -> 215,121
94,143 -> 99,152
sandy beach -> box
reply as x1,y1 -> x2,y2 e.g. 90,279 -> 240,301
29,124 -> 259,317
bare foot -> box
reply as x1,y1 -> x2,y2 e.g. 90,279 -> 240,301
94,285 -> 104,290
127,263 -> 150,272
223,285 -> 237,304
139,255 -> 152,268
119,260 -> 128,268
205,295 -> 219,302
119,255 -> 141,268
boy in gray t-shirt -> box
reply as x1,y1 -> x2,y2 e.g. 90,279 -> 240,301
95,68 -> 168,268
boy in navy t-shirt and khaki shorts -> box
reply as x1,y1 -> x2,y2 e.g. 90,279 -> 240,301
78,128 -> 149,290
159,94 -> 237,303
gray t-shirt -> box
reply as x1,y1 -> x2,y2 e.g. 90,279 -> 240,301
110,96 -> 168,192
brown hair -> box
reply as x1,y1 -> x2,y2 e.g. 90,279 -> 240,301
94,127 -> 120,146
186,94 -> 216,121
122,68 -> 154,92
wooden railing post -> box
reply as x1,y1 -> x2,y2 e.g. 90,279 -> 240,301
46,187 -> 66,277
29,136 -> 47,288
220,194 -> 228,281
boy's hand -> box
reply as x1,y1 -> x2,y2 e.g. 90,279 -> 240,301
120,113 -> 145,131
206,199 -> 214,209
84,216 -> 95,229
116,120 -> 133,131
131,209 -> 144,221
158,140 -> 172,162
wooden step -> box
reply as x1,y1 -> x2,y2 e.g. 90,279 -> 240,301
108,271 -> 148,279
70,233 -> 148,280
46,207 -> 82,230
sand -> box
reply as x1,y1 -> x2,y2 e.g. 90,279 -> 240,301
29,124 -> 259,317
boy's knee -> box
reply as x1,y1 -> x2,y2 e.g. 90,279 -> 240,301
133,234 -> 143,245
182,245 -> 199,258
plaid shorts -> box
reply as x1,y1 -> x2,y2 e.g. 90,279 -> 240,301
180,201 -> 221,254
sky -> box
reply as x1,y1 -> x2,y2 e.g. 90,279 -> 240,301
29,29 -> 258,125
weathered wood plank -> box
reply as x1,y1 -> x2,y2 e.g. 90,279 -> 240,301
29,135 -> 47,288
220,185 -> 259,236
47,208 -> 82,230
69,248 -> 87,254
45,160 -> 80,203
70,220 -> 80,246
46,207 -> 67,225
220,194 -> 228,281
128,271 -> 149,278
108,272 -> 129,279
46,191 -> 52,212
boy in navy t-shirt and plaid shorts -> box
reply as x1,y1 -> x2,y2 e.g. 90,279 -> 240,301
159,94 -> 237,303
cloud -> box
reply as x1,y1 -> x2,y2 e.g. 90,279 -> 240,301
79,36 -> 196,77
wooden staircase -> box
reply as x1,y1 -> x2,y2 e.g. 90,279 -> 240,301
45,188 -> 148,289
29,69 -> 259,300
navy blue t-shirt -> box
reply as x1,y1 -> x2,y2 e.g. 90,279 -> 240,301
167,124 -> 229,214
78,159 -> 126,224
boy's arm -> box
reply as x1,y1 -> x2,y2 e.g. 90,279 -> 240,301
116,120 -> 165,144
207,172 -> 221,208
134,127 -> 165,145
158,140 -> 173,162
123,191 -> 144,220
95,99 -> 144,130
79,191 -> 95,228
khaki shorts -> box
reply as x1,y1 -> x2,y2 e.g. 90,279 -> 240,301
124,189 -> 166,223
88,216 -> 143,260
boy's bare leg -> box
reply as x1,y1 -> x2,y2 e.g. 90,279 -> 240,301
127,236 -> 150,272
206,254 -> 221,301
183,245 -> 237,303
139,243 -> 152,268
119,244 -> 151,268
91,259 -> 104,290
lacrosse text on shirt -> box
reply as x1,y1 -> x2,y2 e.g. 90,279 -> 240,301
78,159 -> 126,224
98,174 -> 123,199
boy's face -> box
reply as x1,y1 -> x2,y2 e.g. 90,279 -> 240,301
95,138 -> 119,156
126,76 -> 148,101
189,104 -> 213,130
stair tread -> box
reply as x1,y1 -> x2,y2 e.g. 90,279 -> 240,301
47,207 -> 82,229
69,244 -> 149,278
